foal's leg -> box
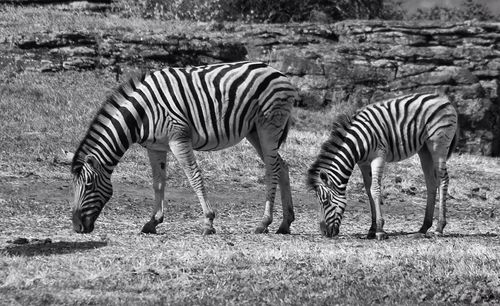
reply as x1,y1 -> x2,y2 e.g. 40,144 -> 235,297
435,163 -> 449,235
247,131 -> 294,234
370,156 -> 387,240
142,149 -> 167,234
169,139 -> 216,235
415,145 -> 438,237
425,142 -> 451,236
359,164 -> 377,239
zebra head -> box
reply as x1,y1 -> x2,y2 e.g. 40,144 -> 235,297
71,155 -> 113,233
309,169 -> 347,238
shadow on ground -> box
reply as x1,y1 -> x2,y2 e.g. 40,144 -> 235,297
2,240 -> 108,257
351,231 -> 499,239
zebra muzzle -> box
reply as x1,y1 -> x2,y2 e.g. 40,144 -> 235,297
72,211 -> 96,233
320,221 -> 339,238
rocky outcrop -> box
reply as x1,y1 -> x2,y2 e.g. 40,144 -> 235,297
249,21 -> 500,156
0,0 -> 113,12
2,31 -> 246,73
1,20 -> 499,156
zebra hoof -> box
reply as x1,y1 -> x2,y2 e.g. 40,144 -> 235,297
426,231 -> 443,238
141,222 -> 157,234
375,232 -> 387,240
408,232 -> 426,239
366,231 -> 376,239
254,226 -> 269,234
202,227 -> 216,235
275,227 -> 290,235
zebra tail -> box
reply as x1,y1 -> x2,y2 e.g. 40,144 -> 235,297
278,118 -> 291,149
447,127 -> 459,160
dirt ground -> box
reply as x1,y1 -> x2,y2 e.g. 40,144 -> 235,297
1,166 -> 498,246
1,162 -> 499,305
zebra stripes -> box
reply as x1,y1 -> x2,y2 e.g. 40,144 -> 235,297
71,155 -> 112,233
71,61 -> 299,235
307,93 -> 458,240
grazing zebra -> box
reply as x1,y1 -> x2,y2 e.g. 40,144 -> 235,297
71,61 -> 299,235
307,93 -> 458,240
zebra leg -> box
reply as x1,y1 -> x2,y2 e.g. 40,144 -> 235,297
250,131 -> 285,234
141,149 -> 167,234
359,164 -> 377,239
275,156 -> 294,234
370,157 -> 387,240
247,131 -> 294,234
169,140 -> 216,235
415,145 -> 438,238
434,162 -> 449,235
425,141 -> 451,236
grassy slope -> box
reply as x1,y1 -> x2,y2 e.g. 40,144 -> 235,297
1,7 -> 500,306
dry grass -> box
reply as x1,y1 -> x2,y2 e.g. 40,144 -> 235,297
0,5 -> 219,38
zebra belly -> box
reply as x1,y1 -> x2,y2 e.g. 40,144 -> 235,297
360,140 -> 425,164
191,132 -> 247,151
385,140 -> 425,163
139,131 -> 249,152
140,137 -> 171,152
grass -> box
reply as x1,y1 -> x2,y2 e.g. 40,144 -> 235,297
1,56 -> 499,306
1,6 -> 500,306
1,234 -> 499,305
0,5 -> 226,38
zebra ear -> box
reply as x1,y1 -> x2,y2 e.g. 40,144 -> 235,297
61,149 -> 74,162
319,170 -> 330,186
84,155 -> 100,170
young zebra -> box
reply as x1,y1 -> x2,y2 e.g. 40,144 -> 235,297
307,93 -> 458,240
71,61 -> 299,235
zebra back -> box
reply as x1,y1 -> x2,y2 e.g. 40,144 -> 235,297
307,92 -> 458,190
71,61 -> 299,173
351,93 -> 457,163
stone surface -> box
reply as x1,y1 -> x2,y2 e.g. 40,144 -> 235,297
251,21 -> 500,156
1,20 -> 499,156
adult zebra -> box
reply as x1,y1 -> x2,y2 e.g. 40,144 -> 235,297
307,93 -> 458,240
71,61 -> 299,235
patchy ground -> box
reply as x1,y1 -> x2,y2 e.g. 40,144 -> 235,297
1,153 -> 500,305
2,162 -> 498,240
0,164 -> 500,305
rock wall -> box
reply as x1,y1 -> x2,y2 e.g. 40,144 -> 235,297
1,20 -> 499,156
2,31 -> 246,73
247,21 -> 500,156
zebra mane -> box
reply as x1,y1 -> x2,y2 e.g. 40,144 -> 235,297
327,114 -> 353,147
71,73 -> 149,175
306,113 -> 353,190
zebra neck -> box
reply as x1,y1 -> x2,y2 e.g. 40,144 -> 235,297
326,136 -> 361,188
329,153 -> 356,189
73,125 -> 130,173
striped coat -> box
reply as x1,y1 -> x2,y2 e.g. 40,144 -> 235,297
307,93 -> 458,240
71,61 -> 299,235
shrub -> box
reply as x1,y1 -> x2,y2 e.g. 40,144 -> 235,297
408,0 -> 494,21
114,0 -> 496,22
116,0 -> 386,23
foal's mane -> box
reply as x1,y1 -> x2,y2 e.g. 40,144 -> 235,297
306,113 -> 354,189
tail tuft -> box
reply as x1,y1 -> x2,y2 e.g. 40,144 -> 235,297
446,132 -> 458,159
447,127 -> 459,159
278,118 -> 291,148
